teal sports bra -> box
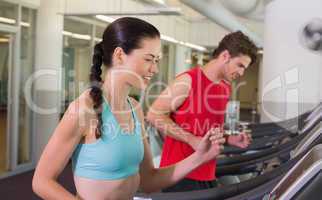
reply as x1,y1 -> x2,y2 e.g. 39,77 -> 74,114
71,97 -> 144,180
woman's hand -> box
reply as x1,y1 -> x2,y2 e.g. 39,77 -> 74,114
194,128 -> 225,163
187,135 -> 202,151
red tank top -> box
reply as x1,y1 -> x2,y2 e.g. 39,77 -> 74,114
159,67 -> 231,181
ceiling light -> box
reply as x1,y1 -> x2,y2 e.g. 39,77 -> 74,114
94,37 -> 102,42
140,0 -> 166,5
63,30 -> 102,42
0,16 -> 30,27
62,31 -> 73,36
152,7 -> 181,15
21,22 -> 31,27
95,15 -> 115,23
63,31 -> 91,40
66,7 -> 181,17
152,0 -> 165,4
0,17 -> 15,24
161,34 -> 207,52
183,42 -> 207,52
161,34 -> 178,43
0,38 -> 9,43
71,33 -> 91,40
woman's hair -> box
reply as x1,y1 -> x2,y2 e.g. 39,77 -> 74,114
89,17 -> 160,138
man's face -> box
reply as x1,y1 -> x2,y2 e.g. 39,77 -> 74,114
223,54 -> 252,82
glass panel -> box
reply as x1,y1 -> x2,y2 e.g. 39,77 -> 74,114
62,18 -> 92,110
95,25 -> 104,43
18,7 -> 36,165
159,44 -> 170,84
94,25 -> 105,85
0,1 -> 18,26
0,31 -> 10,174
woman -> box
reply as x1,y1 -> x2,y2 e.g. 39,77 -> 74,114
32,17 -> 225,200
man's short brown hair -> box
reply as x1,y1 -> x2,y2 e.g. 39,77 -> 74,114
212,31 -> 258,65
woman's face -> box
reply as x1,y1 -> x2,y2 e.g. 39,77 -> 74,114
118,37 -> 162,90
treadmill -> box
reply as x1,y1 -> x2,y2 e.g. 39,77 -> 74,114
134,123 -> 322,200
220,108 -> 321,158
217,122 -> 322,176
225,142 -> 322,200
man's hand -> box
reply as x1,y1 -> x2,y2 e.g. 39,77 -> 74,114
227,132 -> 252,149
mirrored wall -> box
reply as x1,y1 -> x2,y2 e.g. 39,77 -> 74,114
0,2 -> 36,177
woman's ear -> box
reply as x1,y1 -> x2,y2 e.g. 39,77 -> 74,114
112,47 -> 126,66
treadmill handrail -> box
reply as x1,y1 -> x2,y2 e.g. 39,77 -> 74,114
305,102 -> 322,123
291,122 -> 322,158
270,144 -> 322,200
299,111 -> 321,134
216,139 -> 300,176
222,130 -> 295,155
218,132 -> 301,166
281,160 -> 322,200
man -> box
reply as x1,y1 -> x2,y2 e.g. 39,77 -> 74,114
146,31 -> 258,192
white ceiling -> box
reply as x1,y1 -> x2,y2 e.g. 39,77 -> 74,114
159,0 -> 265,38
63,0 -> 267,48
165,0 -> 207,22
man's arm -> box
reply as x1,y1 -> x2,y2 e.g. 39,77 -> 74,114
147,74 -> 201,149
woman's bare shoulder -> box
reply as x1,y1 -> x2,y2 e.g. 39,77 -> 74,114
63,89 -> 95,127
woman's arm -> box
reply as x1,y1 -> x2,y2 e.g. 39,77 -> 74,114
139,132 -> 223,193
131,99 -> 224,193
32,100 -> 86,200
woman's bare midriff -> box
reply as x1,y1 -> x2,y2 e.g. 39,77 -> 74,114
74,173 -> 140,200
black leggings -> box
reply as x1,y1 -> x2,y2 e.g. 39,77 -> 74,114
162,178 -> 218,193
